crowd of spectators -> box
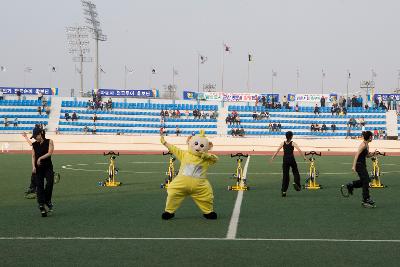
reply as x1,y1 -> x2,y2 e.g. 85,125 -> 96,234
268,123 -> 281,132
230,127 -> 245,137
225,111 -> 241,125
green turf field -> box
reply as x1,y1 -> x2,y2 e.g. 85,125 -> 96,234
1,153 -> 400,266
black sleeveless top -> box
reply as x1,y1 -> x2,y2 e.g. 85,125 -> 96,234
283,141 -> 295,161
33,139 -> 53,169
356,144 -> 368,166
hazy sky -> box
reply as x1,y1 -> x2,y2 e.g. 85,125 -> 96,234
1,0 -> 400,97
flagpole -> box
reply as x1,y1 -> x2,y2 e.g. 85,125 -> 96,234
80,57 -> 84,96
221,43 -> 225,92
148,68 -> 152,89
172,66 -> 175,88
124,65 -> 127,90
49,65 -> 52,88
247,58 -> 250,93
197,54 -> 200,92
271,70 -> 274,96
23,67 -> 26,88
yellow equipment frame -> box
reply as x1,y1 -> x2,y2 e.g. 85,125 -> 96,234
228,153 -> 250,191
161,152 -> 176,189
100,151 -> 121,187
370,151 -> 386,188
304,151 -> 322,190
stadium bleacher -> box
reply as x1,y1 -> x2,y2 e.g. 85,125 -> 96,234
58,100 -> 218,135
0,100 -> 50,133
226,105 -> 387,137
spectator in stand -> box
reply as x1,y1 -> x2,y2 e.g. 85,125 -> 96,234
320,96 -> 326,107
37,106 -> 42,115
231,128 -> 236,136
64,112 -> 70,121
175,126 -> 181,136
314,104 -> 320,115
45,106 -> 51,115
311,124 -> 315,132
0,90 -> 3,101
185,110 -> 189,119
331,124 -> 336,132
374,97 -> 379,109
295,104 -> 299,112
72,112 -> 78,121
379,101 -> 387,110
83,125 -> 89,134
37,92 -> 43,101
342,107 -> 347,115
55,128 -> 60,135
92,125 -> 97,134
176,110 -> 181,118
13,118 -> 18,127
252,111 -> 257,120
235,115 -> 241,125
160,110 -> 165,117
315,124 -> 320,132
357,95 -> 363,107
364,103 -> 369,110
321,124 -> 327,132
225,114 -> 232,125
4,117 -> 9,127
261,96 -> 266,107
172,110 -> 176,118
392,97 -> 397,110
238,127 -> 245,137
277,123 -> 282,132
373,128 -> 378,139
16,90 -> 21,100
93,113 -> 97,122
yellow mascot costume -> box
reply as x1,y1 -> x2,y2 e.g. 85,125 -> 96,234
160,130 -> 218,220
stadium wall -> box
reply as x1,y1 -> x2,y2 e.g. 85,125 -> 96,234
1,134 -> 400,155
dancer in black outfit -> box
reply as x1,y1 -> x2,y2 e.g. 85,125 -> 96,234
31,128 -> 55,217
271,131 -> 307,197
341,131 -> 376,208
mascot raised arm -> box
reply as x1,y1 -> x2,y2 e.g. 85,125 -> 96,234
160,130 -> 218,220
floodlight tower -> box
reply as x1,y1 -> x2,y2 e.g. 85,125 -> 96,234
66,26 -> 92,96
82,0 -> 107,91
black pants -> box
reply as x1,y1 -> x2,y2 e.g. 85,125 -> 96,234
282,159 -> 300,192
29,173 -> 36,191
351,163 -> 370,201
35,168 -> 54,206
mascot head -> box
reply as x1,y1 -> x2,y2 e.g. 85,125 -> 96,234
187,130 -> 213,154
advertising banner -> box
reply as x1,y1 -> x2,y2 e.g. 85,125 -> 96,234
96,89 -> 158,98
0,87 -> 58,95
288,93 -> 336,103
373,94 -> 400,101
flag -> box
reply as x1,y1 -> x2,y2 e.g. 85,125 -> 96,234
152,68 -> 156,74
0,66 -> 6,72
347,70 -> 351,78
322,69 -> 326,78
24,67 -> 32,73
125,66 -> 134,74
200,54 -> 207,64
272,70 -> 277,77
173,69 -> 178,76
100,66 -> 106,74
371,69 -> 377,77
51,66 -> 56,72
248,53 -> 253,62
224,43 -> 231,52
75,65 -> 82,74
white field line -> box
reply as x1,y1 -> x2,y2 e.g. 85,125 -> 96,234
1,237 -> 399,242
226,156 -> 251,240
60,165 -> 400,176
